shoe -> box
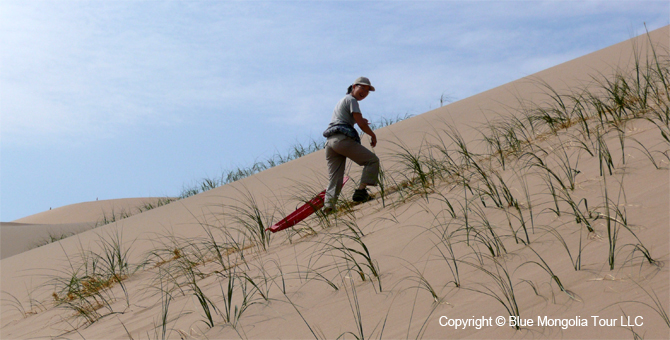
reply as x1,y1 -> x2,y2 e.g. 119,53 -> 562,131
323,206 -> 334,214
352,189 -> 373,203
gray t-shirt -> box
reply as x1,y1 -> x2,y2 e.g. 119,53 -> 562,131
327,94 -> 360,128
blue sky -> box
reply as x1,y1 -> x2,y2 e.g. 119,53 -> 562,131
1,1 -> 668,222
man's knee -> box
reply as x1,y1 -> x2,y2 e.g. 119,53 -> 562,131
368,154 -> 379,167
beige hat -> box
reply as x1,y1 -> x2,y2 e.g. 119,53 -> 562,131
353,77 -> 375,91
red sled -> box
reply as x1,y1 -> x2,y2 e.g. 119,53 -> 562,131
267,177 -> 349,233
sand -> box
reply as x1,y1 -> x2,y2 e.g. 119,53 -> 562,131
1,26 -> 668,339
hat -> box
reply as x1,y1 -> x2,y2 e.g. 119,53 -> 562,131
353,77 -> 375,91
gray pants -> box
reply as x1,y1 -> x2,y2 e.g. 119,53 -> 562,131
324,134 -> 379,209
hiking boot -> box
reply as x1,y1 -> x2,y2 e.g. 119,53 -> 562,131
352,189 -> 373,203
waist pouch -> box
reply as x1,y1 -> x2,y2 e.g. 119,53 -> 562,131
323,123 -> 361,144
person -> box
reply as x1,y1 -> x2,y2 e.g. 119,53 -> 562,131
322,76 -> 380,213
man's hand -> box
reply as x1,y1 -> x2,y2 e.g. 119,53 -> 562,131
362,118 -> 377,147
353,112 -> 377,147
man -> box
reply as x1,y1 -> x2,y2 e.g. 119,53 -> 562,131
322,77 -> 380,213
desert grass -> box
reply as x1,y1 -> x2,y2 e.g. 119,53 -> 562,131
610,279 -> 670,329
428,218 -> 462,288
224,187 -> 276,252
1,291 -> 47,319
31,231 -> 78,249
95,197 -> 177,228
43,229 -> 135,327
399,260 -> 441,304
518,246 -> 573,299
462,255 -> 521,329
321,227 -> 383,293
538,224 -> 585,271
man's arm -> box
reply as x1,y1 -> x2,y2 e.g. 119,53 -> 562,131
353,112 -> 377,147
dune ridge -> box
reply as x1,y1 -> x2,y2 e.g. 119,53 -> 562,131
12,197 -> 176,225
1,198 -> 176,260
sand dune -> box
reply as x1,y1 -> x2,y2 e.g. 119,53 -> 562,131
12,197 -> 175,225
1,198 -> 175,260
0,222 -> 93,260
1,27 -> 668,339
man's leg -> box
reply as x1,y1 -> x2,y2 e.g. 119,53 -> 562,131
330,137 -> 379,189
324,137 -> 347,210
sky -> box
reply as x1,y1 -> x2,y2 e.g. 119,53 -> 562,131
1,1 -> 668,222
